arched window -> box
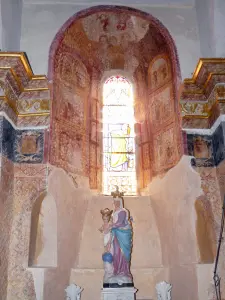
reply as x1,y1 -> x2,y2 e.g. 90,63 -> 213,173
102,76 -> 137,195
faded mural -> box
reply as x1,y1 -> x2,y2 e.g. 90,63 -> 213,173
49,8 -> 181,189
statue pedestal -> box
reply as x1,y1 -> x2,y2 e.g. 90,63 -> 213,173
101,287 -> 137,300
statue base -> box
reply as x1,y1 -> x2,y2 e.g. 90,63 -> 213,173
101,287 -> 137,300
103,283 -> 134,288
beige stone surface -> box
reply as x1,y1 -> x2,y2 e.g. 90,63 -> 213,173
1,155 -> 223,300
42,166 -> 91,300
77,195 -> 162,269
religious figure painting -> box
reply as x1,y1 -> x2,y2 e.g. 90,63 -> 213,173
58,53 -> 90,97
154,127 -> 176,172
108,124 -> 133,171
151,85 -> 173,128
193,136 -> 210,159
59,131 -> 83,170
14,129 -> 44,163
81,12 -> 149,44
103,123 -> 135,193
148,55 -> 171,91
102,75 -> 137,195
187,134 -> 214,167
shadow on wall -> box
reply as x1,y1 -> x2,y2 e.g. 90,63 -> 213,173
28,191 -> 57,268
149,156 -> 202,299
195,196 -> 216,263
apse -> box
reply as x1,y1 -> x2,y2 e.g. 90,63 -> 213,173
48,5 -> 182,194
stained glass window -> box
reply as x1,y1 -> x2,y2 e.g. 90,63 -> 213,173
102,76 -> 137,195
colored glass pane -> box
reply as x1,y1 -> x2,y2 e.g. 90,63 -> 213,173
102,76 -> 137,195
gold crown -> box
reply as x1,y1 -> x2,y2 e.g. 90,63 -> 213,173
100,208 -> 113,217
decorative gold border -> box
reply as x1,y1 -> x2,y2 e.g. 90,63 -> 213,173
181,59 -> 225,122
182,114 -> 209,119
18,112 -> 50,117
183,58 -> 225,93
0,52 -> 49,92
0,96 -> 18,114
0,52 -> 50,117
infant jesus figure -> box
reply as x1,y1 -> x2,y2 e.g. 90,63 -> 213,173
99,208 -> 114,283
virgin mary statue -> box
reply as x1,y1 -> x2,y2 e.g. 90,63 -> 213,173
110,196 -> 133,285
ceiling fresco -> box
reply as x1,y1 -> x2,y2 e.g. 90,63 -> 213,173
81,13 -> 149,42
56,11 -> 167,73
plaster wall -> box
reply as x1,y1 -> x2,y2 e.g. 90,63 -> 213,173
42,166 -> 92,300
20,3 -> 200,79
1,0 -> 23,51
195,0 -> 215,57
214,0 -> 225,57
76,195 -> 162,270
30,193 -> 57,267
70,156 -> 216,300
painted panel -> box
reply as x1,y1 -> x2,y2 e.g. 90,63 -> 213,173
148,55 -> 172,92
187,134 -> 214,167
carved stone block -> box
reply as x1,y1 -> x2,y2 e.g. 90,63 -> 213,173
101,287 -> 137,300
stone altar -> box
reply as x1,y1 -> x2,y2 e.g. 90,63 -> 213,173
101,287 -> 137,300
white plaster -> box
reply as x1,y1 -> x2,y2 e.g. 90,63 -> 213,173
36,193 -> 57,267
1,0 -> 23,51
196,264 -> 214,300
195,0 -> 215,57
148,155 -> 202,196
101,287 -> 137,300
214,0 -> 225,57
28,268 -> 45,300
148,155 -> 202,265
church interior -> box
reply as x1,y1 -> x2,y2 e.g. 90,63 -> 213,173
1,0 -> 225,299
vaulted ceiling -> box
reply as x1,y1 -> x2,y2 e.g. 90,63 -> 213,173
55,11 -> 167,73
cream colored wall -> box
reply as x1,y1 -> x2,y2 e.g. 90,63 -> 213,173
76,195 -> 162,270
69,156 -> 215,300
3,155 -> 221,300
35,193 -> 57,267
41,166 -> 92,300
